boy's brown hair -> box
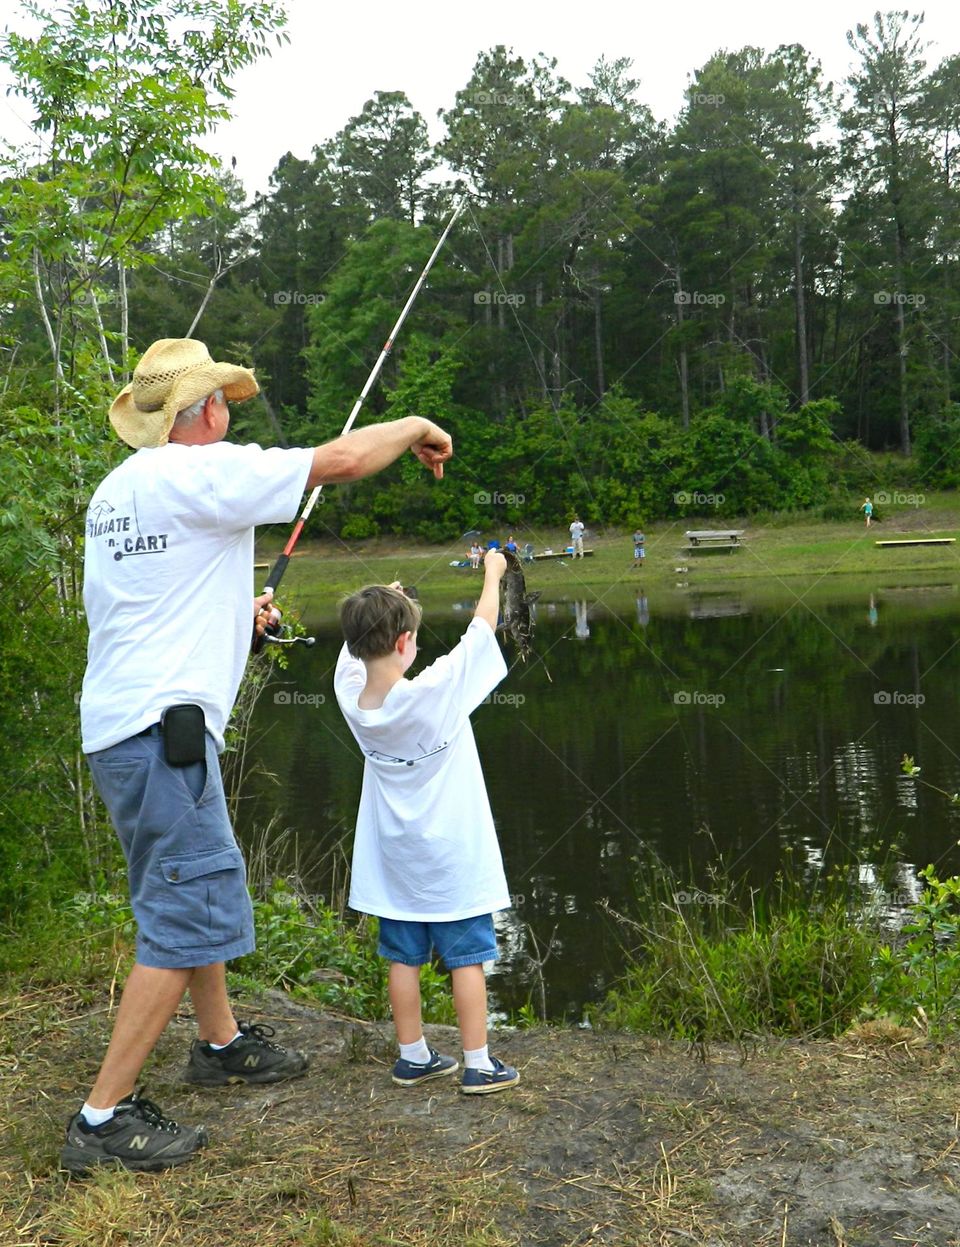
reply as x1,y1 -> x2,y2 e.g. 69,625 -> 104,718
339,585 -> 422,660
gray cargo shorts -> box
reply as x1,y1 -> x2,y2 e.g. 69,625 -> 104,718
86,727 -> 255,969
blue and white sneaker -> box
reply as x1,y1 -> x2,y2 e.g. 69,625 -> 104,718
459,1057 -> 520,1095
391,1048 -> 459,1087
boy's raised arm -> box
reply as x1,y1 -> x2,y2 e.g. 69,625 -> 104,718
474,551 -> 506,631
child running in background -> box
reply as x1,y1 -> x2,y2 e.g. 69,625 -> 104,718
334,553 -> 520,1095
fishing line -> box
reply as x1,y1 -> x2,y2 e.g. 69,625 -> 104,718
260,196 -> 468,601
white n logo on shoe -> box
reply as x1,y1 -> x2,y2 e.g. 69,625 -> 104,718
243,1055 -> 260,1068
128,1135 -> 150,1151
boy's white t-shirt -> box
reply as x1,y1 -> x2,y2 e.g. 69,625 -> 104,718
334,618 -> 511,922
81,441 -> 313,753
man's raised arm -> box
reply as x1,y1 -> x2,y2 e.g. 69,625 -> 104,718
307,416 -> 452,488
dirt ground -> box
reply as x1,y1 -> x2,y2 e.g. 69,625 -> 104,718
4,988 -> 960,1247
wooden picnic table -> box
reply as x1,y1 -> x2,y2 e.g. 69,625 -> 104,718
683,530 -> 745,553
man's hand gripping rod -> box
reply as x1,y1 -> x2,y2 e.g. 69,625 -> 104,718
254,196 -> 468,652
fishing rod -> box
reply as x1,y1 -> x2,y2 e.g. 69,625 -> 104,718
256,194 -> 468,651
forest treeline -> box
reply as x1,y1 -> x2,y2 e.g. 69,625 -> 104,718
0,1 -> 958,921
6,6 -> 960,542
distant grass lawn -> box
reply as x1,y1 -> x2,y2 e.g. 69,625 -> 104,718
256,492 -> 960,617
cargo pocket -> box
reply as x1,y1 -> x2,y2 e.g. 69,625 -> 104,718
156,845 -> 248,948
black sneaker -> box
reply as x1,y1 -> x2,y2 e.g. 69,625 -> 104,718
60,1090 -> 207,1174
182,1021 -> 309,1086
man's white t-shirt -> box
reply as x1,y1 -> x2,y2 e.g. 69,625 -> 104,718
570,520 -> 585,541
81,441 -> 313,753
334,618 -> 511,922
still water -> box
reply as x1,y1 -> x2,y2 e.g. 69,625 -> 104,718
238,576 -> 960,1020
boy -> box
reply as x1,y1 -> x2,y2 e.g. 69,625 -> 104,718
633,528 -> 645,567
334,552 -> 520,1095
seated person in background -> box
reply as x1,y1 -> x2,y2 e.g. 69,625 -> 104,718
504,534 -> 519,554
469,542 -> 483,569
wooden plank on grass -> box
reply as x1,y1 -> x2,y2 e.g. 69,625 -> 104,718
875,538 -> 956,547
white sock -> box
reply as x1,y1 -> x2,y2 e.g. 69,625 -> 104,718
208,1030 -> 242,1050
399,1037 -> 431,1064
80,1102 -> 116,1127
463,1045 -> 495,1072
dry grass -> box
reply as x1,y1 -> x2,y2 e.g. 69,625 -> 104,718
4,982 -> 960,1246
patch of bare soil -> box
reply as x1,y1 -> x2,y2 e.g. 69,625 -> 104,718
4,990 -> 960,1246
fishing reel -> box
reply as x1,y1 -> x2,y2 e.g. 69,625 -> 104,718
252,609 -> 315,655
263,624 -> 315,649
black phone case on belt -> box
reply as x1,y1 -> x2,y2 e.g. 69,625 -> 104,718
160,703 -> 206,767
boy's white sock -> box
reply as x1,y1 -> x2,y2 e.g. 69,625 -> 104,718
463,1045 -> 495,1072
80,1102 -> 116,1127
208,1030 -> 243,1050
399,1037 -> 432,1064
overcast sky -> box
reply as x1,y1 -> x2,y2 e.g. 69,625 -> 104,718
2,0 -> 960,196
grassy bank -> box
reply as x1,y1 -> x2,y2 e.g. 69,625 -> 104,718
260,493 -> 960,612
5,906 -> 960,1246
7,840 -> 960,1243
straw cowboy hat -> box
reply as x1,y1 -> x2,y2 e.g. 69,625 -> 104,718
109,338 -> 259,448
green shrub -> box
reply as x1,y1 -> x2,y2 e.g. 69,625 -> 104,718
339,513 -> 379,541
233,879 -> 456,1025
598,898 -> 875,1040
871,866 -> 960,1036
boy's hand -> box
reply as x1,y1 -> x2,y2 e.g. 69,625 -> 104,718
484,550 -> 507,581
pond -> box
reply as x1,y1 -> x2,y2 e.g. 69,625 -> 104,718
237,574 -> 960,1021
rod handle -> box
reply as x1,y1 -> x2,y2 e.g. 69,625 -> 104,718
263,553 -> 290,595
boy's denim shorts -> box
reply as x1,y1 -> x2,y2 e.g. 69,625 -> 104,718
377,914 -> 499,970
86,727 -> 255,970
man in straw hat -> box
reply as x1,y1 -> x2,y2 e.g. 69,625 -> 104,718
62,338 -> 453,1174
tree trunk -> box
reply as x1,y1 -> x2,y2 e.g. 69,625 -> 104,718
536,280 -> 547,400
894,227 -> 910,455
794,208 -> 810,405
594,286 -> 605,398
675,266 -> 690,427
119,259 -> 130,382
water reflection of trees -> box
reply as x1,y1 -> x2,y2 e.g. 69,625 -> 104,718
241,598 -> 960,1017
